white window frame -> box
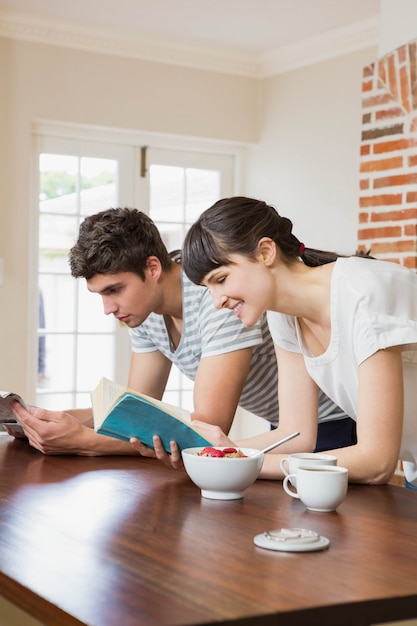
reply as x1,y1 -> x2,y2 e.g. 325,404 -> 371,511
30,121 -> 248,406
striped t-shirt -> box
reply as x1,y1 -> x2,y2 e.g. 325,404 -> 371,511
129,271 -> 279,424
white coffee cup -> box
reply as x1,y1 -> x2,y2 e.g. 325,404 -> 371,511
280,452 -> 337,486
283,465 -> 348,512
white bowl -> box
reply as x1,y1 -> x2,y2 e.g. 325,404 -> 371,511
181,447 -> 264,500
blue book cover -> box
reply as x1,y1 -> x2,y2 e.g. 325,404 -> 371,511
92,378 -> 213,453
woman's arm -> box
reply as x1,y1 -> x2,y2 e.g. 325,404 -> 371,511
251,346 -> 320,478
186,347 -> 321,479
316,346 -> 404,484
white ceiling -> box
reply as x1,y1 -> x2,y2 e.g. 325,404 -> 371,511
0,0 -> 380,53
0,0 -> 381,75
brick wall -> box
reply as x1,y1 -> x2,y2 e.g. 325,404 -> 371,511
359,39 -> 417,269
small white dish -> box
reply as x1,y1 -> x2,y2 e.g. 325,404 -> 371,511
254,527 -> 330,552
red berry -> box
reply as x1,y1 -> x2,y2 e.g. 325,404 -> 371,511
223,447 -> 238,454
200,447 -> 225,457
208,448 -> 225,457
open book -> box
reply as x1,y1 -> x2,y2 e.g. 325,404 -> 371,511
91,377 -> 214,453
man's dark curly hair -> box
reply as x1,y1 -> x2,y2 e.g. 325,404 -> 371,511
69,207 -> 172,280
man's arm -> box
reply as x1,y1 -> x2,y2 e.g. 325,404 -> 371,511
12,403 -> 138,456
127,350 -> 172,398
11,350 -> 173,456
191,348 -> 253,434
65,408 -> 95,427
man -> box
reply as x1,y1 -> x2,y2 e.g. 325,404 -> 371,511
12,208 -> 350,456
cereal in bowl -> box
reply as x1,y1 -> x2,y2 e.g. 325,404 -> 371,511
198,446 -> 248,458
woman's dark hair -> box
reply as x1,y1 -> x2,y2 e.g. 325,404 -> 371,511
182,197 -> 348,285
69,207 -> 172,280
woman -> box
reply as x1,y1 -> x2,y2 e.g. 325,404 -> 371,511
179,196 -> 417,487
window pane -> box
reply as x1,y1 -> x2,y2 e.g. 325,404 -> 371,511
76,335 -> 114,391
157,222 -> 184,252
38,275 -> 76,333
38,214 -> 79,272
40,154 -> 78,212
149,165 -> 185,222
166,367 -> 193,391
39,334 -> 75,391
80,157 -> 117,216
76,393 -> 92,408
185,168 -> 220,222
181,390 -> 194,412
163,390 -> 193,413
36,393 -> 77,410
37,150 -> 119,406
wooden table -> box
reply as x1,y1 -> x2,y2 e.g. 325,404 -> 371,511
0,435 -> 416,626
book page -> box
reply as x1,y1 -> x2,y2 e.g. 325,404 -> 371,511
91,378 -> 125,428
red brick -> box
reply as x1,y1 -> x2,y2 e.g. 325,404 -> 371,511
378,59 -> 386,83
362,124 -> 403,141
360,144 -> 371,156
358,226 -> 402,239
359,212 -> 369,223
360,179 -> 370,190
359,194 -> 402,207
362,80 -> 373,92
408,155 -> 417,167
406,191 -> 417,203
400,65 -> 411,112
387,54 -> 399,101
372,255 -> 402,264
409,42 -> 417,110
369,240 -> 416,253
371,208 -> 417,221
360,157 -> 403,172
398,45 -> 407,64
404,224 -> 417,236
375,108 -> 405,121
373,138 -> 417,153
374,173 -> 417,188
356,244 -> 369,255
404,256 -> 417,269
362,93 -> 395,108
363,64 -> 374,78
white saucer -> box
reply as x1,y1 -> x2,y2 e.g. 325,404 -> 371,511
254,527 -> 330,552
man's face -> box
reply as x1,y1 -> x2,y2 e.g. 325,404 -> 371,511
86,271 -> 161,328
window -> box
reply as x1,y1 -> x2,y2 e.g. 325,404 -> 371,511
35,136 -> 134,409
33,128 -> 237,411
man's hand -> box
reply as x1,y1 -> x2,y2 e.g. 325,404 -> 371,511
11,402 -> 137,456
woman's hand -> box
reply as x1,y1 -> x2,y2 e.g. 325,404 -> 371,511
191,420 -> 235,447
129,421 -> 234,469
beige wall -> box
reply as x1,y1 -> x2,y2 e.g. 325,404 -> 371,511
379,0 -> 417,56
246,46 -> 378,255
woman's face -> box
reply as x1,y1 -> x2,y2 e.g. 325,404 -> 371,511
201,252 -> 273,328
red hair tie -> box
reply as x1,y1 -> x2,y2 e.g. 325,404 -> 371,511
298,243 -> 305,255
